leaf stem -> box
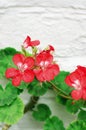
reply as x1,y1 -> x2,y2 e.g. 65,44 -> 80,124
59,93 -> 72,99
49,81 -> 72,99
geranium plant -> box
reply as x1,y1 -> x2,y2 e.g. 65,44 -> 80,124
0,36 -> 86,130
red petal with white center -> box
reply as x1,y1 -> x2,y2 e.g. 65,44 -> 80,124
36,51 -> 53,66
24,57 -> 35,69
12,74 -> 22,86
13,54 -> 25,66
30,40 -> 40,46
23,36 -> 31,48
71,90 -> 82,100
65,71 -> 80,87
5,68 -> 19,78
22,70 -> 34,82
69,71 -> 81,82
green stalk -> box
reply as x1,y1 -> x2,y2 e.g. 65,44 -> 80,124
24,96 -> 39,113
2,124 -> 11,130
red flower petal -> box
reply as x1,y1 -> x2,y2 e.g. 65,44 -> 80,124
12,74 -> 22,86
13,54 -> 25,66
36,51 -> 53,66
65,75 -> 73,87
69,71 -> 80,82
43,69 -> 54,81
82,89 -> 86,100
77,66 -> 86,76
48,45 -> 55,51
34,64 -> 60,82
23,36 -> 40,47
65,71 -> 80,87
43,65 -> 59,81
22,70 -> 34,82
35,68 -> 55,82
24,57 -> 35,69
5,68 -> 19,78
50,64 -> 60,76
80,76 -> 86,88
71,90 -> 82,100
23,36 -> 31,48
30,40 -> 40,46
34,69 -> 45,82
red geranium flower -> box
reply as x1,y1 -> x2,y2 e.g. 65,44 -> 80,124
5,54 -> 35,86
65,66 -> 86,100
23,36 -> 40,48
34,50 -> 60,82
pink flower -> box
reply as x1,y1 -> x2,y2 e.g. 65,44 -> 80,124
5,54 -> 35,86
65,66 -> 86,100
23,36 -> 40,48
34,50 -> 60,82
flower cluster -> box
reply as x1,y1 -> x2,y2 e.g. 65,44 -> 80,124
65,66 -> 86,100
5,35 -> 86,102
1,35 -> 86,130
5,36 -> 60,86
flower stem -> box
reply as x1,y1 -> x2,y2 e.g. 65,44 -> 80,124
21,45 -> 27,56
24,96 -> 39,113
2,96 -> 39,130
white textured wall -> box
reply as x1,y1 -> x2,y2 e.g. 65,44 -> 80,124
0,0 -> 86,130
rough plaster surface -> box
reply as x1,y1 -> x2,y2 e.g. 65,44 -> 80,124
0,0 -> 86,129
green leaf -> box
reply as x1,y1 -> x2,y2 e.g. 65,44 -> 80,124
17,82 -> 28,90
67,120 -> 86,130
51,71 -> 73,95
0,82 -> 19,106
78,109 -> 86,120
28,79 -> 50,96
2,47 -> 19,55
0,47 -> 19,78
44,116 -> 65,130
0,47 -> 18,63
0,64 -> 8,78
56,95 -> 67,105
0,97 -> 24,124
32,104 -> 51,121
66,100 -> 83,114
